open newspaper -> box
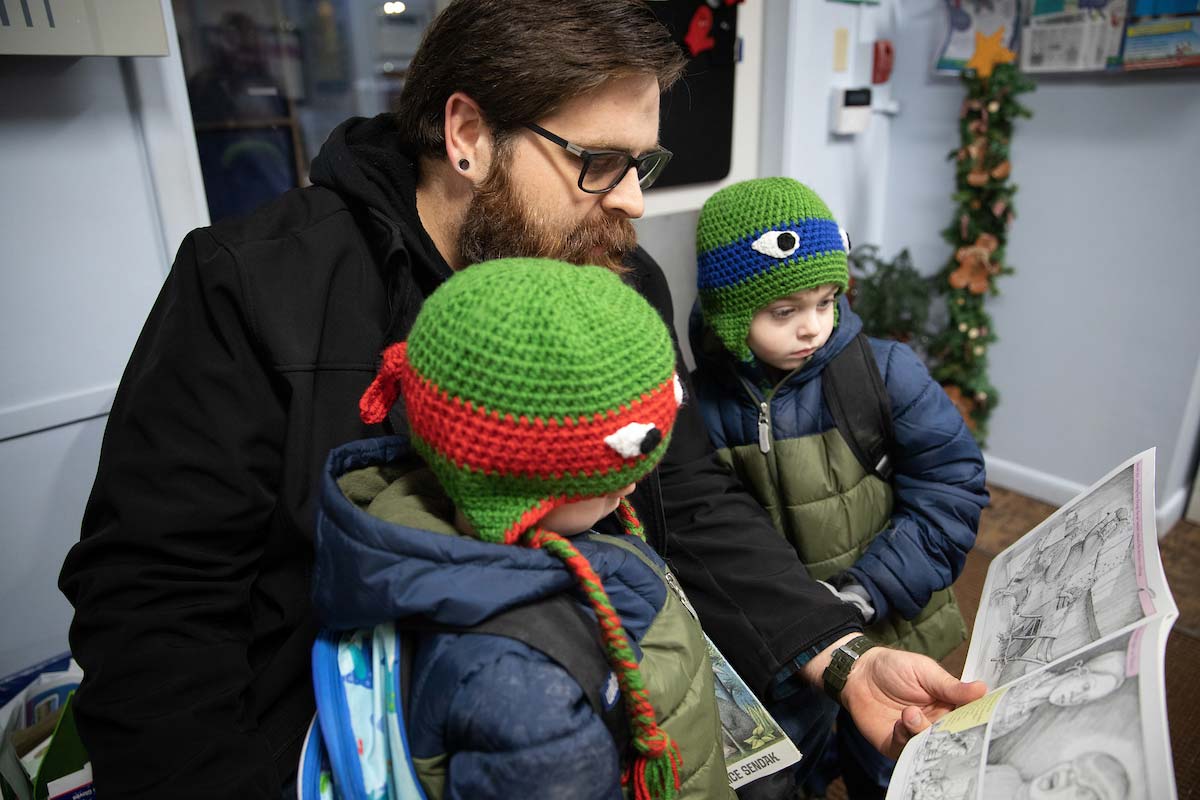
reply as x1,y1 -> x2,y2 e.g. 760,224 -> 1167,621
888,448 -> 1179,799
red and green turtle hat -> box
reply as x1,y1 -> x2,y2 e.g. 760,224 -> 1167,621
360,257 -> 687,799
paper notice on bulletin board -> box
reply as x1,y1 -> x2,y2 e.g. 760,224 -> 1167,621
936,0 -> 1021,74
1020,1 -> 1129,72
1123,0 -> 1200,70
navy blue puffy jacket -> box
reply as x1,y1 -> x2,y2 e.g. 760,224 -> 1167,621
689,297 -> 989,621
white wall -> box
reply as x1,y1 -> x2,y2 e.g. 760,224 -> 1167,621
882,0 -> 1200,528
633,210 -> 702,368
763,0 -> 898,245
0,1 -> 204,677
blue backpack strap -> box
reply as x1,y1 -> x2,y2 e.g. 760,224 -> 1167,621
374,624 -> 428,800
309,626 -> 428,800
308,598 -> 628,799
297,715 -> 338,800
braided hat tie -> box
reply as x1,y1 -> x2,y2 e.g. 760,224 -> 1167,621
360,258 -> 685,798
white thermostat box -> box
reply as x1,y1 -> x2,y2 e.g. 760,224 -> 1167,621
831,87 -> 873,136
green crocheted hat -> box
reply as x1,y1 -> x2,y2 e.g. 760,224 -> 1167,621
359,257 -> 687,799
359,257 -> 681,542
696,177 -> 850,362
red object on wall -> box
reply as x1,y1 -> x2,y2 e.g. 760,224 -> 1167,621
872,39 -> 894,84
684,6 -> 716,57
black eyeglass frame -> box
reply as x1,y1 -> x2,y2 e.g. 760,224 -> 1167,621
523,122 -> 673,194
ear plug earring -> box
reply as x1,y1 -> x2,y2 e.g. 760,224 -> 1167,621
458,158 -> 470,171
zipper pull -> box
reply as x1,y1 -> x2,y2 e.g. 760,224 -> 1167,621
758,402 -> 771,454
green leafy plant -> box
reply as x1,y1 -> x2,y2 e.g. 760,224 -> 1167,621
847,244 -> 935,351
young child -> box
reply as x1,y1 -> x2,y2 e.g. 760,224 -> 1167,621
689,178 -> 989,798
310,258 -> 732,800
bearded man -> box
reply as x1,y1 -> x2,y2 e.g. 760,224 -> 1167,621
59,2 -> 984,797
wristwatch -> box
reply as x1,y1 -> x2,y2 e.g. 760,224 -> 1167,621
822,635 -> 880,702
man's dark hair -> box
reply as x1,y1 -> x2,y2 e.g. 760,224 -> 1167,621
396,0 -> 687,158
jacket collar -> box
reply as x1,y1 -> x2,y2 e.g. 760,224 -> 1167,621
311,436 -> 663,635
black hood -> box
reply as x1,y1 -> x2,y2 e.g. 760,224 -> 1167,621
310,113 -> 416,220
310,113 -> 451,281
310,114 -> 453,346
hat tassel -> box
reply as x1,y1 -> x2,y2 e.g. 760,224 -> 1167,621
360,342 -> 408,424
520,524 -> 683,800
624,729 -> 683,800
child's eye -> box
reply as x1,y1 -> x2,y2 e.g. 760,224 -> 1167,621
751,230 -> 801,259
771,307 -> 794,320
818,298 -> 835,309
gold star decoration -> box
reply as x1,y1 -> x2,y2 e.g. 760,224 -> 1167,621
966,27 -> 1016,79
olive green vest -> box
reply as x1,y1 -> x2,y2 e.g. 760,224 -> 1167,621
339,461 -> 733,799
715,427 -> 966,660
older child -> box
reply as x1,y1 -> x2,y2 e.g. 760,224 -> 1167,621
689,178 -> 988,798
310,258 -> 732,799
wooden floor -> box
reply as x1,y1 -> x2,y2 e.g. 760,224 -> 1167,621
826,486 -> 1200,799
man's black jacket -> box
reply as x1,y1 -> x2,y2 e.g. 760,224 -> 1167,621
58,114 -> 860,797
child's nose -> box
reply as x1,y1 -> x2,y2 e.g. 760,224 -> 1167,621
796,312 -> 819,338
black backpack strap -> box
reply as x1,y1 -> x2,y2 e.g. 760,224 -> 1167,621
470,594 -> 630,757
822,332 -> 895,482
399,594 -> 630,759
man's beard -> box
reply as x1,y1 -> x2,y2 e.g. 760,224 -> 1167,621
458,154 -> 638,272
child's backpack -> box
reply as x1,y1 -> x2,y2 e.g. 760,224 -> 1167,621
822,332 -> 894,483
297,594 -> 628,800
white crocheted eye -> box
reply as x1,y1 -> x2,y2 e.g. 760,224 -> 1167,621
673,374 -> 685,406
605,422 -> 662,459
750,230 -> 801,259
839,227 -> 852,253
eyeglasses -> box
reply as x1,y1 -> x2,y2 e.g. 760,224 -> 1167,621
524,122 -> 673,194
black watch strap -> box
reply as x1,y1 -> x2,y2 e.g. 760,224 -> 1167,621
822,635 -> 880,702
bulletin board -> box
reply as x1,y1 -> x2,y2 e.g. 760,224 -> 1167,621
935,0 -> 1200,74
647,0 -> 740,189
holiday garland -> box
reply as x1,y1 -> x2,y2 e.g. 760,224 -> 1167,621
928,30 -> 1035,446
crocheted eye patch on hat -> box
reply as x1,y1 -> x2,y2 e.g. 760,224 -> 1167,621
359,257 -> 686,800
696,177 -> 851,362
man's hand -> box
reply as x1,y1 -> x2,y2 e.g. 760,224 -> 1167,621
801,634 -> 988,759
